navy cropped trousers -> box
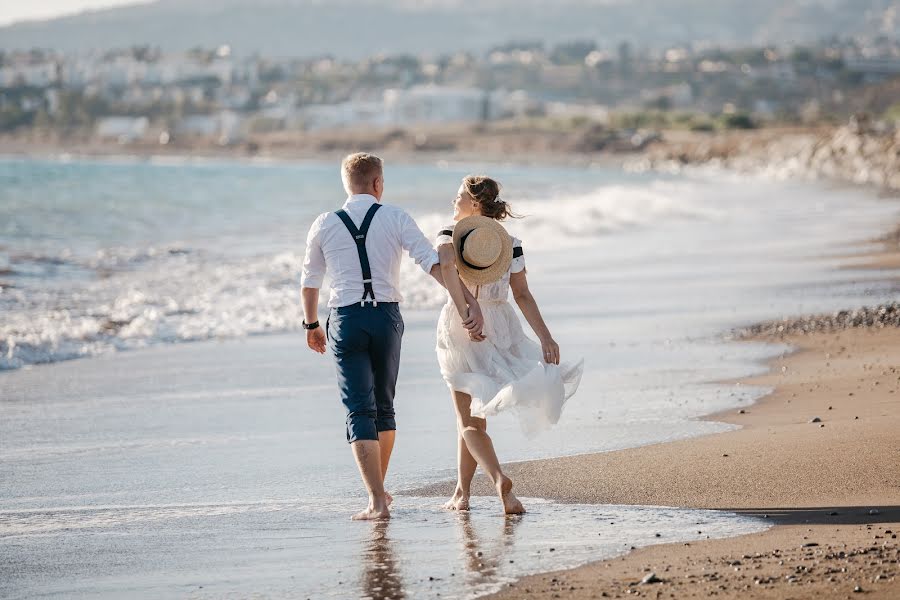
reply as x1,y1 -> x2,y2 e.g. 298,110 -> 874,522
327,302 -> 404,443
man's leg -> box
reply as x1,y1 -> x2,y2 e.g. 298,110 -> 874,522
350,440 -> 389,520
330,309 -> 389,520
377,430 -> 395,481
370,305 -> 403,491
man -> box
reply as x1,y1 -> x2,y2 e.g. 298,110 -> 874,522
301,153 -> 484,520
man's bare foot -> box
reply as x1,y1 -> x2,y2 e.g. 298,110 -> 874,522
497,475 -> 525,515
442,488 -> 470,511
351,497 -> 390,520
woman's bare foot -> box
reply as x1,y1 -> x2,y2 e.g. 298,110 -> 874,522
442,487 -> 470,511
351,496 -> 390,520
497,475 -> 525,515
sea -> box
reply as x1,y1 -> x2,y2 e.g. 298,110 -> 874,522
1,155 -> 897,599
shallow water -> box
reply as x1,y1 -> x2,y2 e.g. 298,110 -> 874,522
1,156 -> 898,598
1,496 -> 768,600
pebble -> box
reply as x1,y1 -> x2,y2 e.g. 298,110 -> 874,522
809,417 -> 822,423
640,573 -> 662,584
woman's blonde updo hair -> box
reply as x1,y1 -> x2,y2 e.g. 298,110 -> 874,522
463,175 -> 520,221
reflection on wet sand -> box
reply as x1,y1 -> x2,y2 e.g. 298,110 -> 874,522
360,520 -> 404,600
457,512 -> 524,588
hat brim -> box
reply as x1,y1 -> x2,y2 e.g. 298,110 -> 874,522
452,215 -> 514,286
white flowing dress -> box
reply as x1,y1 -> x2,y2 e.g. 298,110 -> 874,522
435,227 -> 584,437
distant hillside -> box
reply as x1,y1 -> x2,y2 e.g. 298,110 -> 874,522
1,0 -> 898,57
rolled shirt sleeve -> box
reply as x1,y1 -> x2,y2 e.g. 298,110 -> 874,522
399,211 -> 440,274
300,214 -> 327,288
510,236 -> 526,274
435,224 -> 454,248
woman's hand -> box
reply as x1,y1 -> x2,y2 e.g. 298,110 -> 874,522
540,336 -> 560,365
464,304 -> 486,342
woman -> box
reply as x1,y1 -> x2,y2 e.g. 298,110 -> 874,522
436,175 -> 583,515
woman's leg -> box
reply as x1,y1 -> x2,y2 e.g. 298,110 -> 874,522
443,426 -> 477,510
450,390 -> 524,514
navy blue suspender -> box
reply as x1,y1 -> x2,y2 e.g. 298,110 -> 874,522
335,203 -> 382,306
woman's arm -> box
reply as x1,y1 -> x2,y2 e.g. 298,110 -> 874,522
438,244 -> 486,341
429,262 -> 484,338
510,270 -> 559,364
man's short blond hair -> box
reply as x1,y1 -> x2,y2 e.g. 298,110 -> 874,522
341,152 -> 383,194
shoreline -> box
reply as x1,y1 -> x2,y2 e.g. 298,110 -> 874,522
478,326 -> 900,599
3,122 -> 898,193
458,245 -> 900,597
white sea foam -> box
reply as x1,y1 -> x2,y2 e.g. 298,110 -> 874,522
1,179 -> 721,370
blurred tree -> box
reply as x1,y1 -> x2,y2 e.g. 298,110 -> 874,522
721,112 -> 757,129
490,40 -> 544,53
550,40 -> 596,65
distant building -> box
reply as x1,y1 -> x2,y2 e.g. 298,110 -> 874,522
488,90 -> 540,120
176,110 -> 245,143
96,116 -> 149,142
298,101 -> 387,131
297,87 -> 538,130
0,62 -> 58,88
384,85 -> 488,125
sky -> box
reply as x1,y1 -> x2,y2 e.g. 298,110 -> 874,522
0,0 -> 147,27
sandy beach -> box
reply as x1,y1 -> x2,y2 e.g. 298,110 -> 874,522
418,246 -> 899,598
3,153 -> 899,598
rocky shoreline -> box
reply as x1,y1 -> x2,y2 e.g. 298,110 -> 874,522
736,302 -> 900,339
638,121 -> 900,193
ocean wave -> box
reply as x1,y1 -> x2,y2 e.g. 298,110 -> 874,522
1,180 -> 715,371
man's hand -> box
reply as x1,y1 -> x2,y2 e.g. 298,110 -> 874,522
307,328 -> 327,354
463,303 -> 486,342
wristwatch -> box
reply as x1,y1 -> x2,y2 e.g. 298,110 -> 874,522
302,320 -> 320,330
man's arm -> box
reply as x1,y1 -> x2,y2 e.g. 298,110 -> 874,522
301,286 -> 326,354
399,211 -> 483,334
301,215 -> 328,354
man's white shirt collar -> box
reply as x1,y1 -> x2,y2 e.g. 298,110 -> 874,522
344,194 -> 379,209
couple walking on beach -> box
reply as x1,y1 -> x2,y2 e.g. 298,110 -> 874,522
301,153 -> 583,520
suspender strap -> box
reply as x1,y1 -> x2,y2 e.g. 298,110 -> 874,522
335,203 -> 382,306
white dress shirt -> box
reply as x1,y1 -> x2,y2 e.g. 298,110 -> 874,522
301,194 -> 440,308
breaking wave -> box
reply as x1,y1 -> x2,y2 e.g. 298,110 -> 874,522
1,180 -> 716,370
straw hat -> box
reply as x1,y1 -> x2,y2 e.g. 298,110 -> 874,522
452,215 -> 513,286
